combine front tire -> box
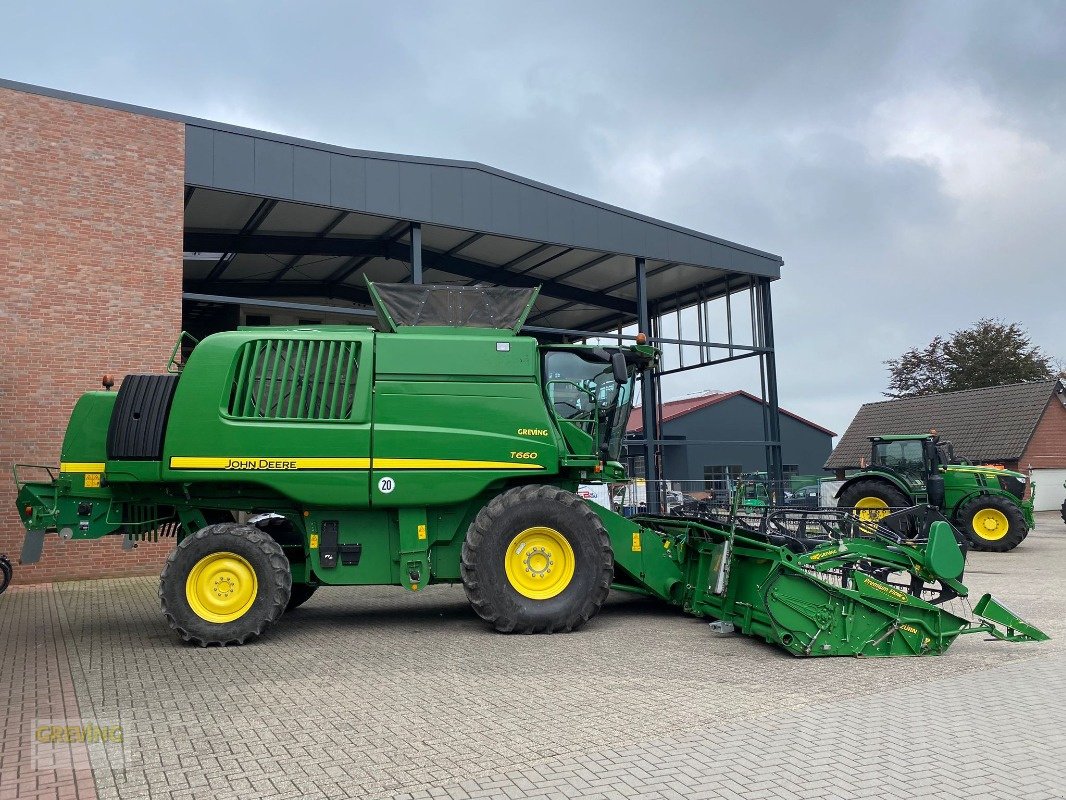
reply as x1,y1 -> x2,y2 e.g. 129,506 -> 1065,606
160,523 -> 292,646
956,496 -> 1027,552
461,485 -> 613,634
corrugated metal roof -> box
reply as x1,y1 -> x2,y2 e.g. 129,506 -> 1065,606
628,391 -> 836,436
825,380 -> 1063,469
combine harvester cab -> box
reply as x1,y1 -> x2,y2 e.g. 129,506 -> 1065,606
11,283 -> 1048,655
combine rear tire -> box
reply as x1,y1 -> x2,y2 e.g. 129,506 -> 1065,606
286,584 -> 318,612
956,496 -> 1027,552
461,485 -> 613,634
160,523 -> 291,646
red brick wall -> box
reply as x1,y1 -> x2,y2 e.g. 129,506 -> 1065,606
1021,396 -> 1066,471
0,87 -> 184,584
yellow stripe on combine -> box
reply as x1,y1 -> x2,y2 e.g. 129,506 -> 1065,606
60,462 -> 107,473
374,458 -> 544,470
167,457 -> 544,471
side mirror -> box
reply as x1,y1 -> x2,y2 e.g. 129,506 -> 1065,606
611,352 -> 628,384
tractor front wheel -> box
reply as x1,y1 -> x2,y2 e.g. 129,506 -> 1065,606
160,523 -> 292,646
956,496 -> 1027,552
461,485 -> 613,634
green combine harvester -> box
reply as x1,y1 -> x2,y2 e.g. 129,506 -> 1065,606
13,284 -> 1047,656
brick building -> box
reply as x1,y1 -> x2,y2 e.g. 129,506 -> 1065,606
1,79 -> 789,584
826,380 -> 1066,511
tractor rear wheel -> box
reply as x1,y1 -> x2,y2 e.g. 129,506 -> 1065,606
838,479 -> 910,529
956,496 -> 1027,552
1061,497 -> 1066,526
461,485 -> 613,634
160,523 -> 291,646
285,584 -> 318,612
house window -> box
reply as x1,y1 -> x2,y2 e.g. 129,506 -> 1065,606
783,465 -> 799,476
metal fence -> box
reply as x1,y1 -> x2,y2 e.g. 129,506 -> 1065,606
580,476 -> 842,517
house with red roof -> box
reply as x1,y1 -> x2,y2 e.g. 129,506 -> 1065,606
625,391 -> 835,487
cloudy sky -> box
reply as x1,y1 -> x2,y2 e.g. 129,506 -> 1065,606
3,1 -> 1063,437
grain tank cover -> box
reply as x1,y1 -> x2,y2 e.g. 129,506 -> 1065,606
367,281 -> 540,333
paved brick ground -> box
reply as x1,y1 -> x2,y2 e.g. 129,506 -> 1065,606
1,513 -> 1064,800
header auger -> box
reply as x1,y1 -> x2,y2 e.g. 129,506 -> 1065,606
12,283 -> 1047,655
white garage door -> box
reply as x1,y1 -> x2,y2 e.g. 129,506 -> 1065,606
1032,469 -> 1066,512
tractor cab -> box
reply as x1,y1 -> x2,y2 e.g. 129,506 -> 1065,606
869,435 -> 942,486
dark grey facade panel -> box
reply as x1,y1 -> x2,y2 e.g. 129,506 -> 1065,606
329,152 -> 365,211
364,158 -> 400,217
253,139 -> 294,200
430,166 -> 464,227
184,126 -> 214,186
460,168 -> 492,229
518,182 -> 550,243
546,192 -> 575,245
489,175 -> 523,238
398,161 -> 432,221
212,131 -> 256,194
293,147 -> 331,205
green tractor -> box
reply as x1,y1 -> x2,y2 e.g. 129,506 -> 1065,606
11,284 -> 1046,656
734,472 -> 778,508
836,434 -> 1034,552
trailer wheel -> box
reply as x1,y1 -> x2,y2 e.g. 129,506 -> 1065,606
286,584 -> 318,612
461,485 -> 613,634
956,496 -> 1027,552
160,523 -> 291,646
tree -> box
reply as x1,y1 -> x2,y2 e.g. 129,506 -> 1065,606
885,319 -> 1056,398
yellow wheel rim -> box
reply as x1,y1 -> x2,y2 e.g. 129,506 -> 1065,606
504,526 -> 576,600
185,551 -> 258,623
972,508 -> 1010,541
853,496 -> 890,532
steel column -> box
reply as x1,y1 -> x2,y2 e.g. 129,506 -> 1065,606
635,257 -> 661,513
410,222 -> 423,284
759,278 -> 784,485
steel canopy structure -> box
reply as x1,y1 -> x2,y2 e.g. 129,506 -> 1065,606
2,78 -> 787,512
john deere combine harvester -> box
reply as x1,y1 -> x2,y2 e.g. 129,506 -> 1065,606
13,284 -> 1046,655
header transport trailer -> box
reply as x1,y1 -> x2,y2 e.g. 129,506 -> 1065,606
14,283 -> 1046,656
